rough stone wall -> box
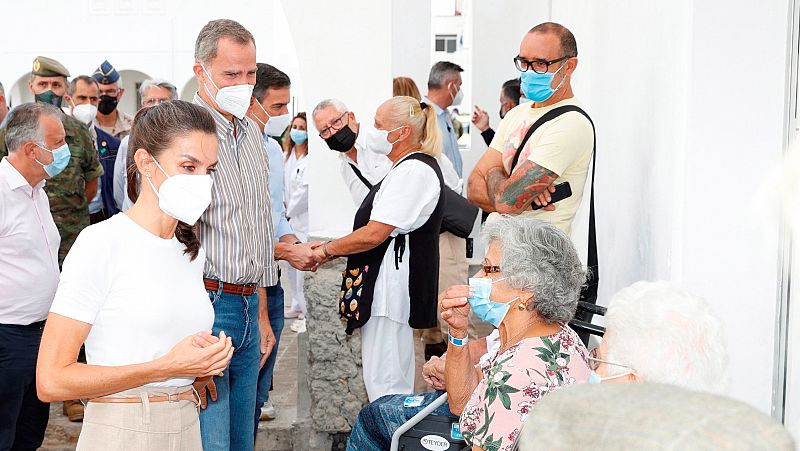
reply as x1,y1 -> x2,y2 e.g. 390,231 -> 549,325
304,256 -> 368,433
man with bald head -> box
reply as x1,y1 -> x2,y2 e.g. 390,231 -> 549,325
468,22 -> 593,233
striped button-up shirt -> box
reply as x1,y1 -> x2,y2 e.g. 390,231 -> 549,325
194,94 -> 277,287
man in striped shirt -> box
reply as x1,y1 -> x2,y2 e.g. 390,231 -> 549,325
191,19 -> 277,451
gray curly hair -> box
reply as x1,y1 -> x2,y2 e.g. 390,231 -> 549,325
481,216 -> 586,323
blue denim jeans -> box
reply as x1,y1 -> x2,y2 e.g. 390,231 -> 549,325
253,282 -> 285,440
200,288 -> 261,451
347,391 -> 453,451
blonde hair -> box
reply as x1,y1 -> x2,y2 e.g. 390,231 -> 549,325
392,77 -> 421,101
382,96 -> 442,158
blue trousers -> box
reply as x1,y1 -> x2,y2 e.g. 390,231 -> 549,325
0,322 -> 49,451
347,391 -> 453,451
200,289 -> 261,451
253,282 -> 285,441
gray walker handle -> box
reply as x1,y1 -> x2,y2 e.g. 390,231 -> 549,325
389,393 -> 450,451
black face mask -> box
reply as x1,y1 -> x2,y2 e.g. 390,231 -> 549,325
97,95 -> 119,115
499,108 -> 506,120
324,124 -> 357,152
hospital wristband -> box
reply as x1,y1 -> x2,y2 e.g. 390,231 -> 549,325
448,329 -> 468,347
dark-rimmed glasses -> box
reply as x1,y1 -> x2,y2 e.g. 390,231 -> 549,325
514,55 -> 571,74
318,111 -> 349,139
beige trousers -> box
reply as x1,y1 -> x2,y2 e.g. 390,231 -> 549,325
77,385 -> 201,451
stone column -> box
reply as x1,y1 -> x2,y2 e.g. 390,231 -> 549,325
302,254 -> 368,446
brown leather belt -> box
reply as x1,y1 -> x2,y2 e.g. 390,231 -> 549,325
203,278 -> 257,297
90,390 -> 199,405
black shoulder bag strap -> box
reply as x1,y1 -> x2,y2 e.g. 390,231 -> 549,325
350,163 -> 373,190
509,105 -> 599,337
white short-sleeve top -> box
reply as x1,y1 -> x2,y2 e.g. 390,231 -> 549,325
50,213 -> 214,387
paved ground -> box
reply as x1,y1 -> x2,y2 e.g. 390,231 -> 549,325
40,267 -> 302,451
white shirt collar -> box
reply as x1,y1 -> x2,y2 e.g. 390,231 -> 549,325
0,157 -> 44,192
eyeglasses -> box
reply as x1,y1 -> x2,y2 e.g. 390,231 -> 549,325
482,259 -> 501,275
142,98 -> 168,107
514,55 -> 571,74
318,111 -> 349,139
586,347 -> 636,372
99,87 -> 121,97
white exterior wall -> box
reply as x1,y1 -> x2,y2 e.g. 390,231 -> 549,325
551,0 -> 791,414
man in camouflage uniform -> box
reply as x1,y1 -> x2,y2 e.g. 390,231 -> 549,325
0,57 -> 103,268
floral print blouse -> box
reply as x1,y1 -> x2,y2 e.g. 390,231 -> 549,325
459,324 -> 590,451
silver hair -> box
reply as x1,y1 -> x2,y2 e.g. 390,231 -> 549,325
139,79 -> 178,100
427,61 -> 463,89
4,103 -> 61,152
194,19 -> 255,65
481,216 -> 586,323
312,98 -> 349,120
604,281 -> 728,393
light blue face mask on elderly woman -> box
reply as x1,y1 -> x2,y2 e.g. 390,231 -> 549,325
468,277 -> 519,328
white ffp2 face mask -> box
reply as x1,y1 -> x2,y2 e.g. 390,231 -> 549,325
145,155 -> 213,225
449,83 -> 464,106
364,123 -> 404,156
253,101 -> 292,137
201,64 -> 254,120
72,103 -> 98,125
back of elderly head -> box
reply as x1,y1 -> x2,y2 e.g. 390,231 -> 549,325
603,281 -> 727,392
482,216 -> 585,323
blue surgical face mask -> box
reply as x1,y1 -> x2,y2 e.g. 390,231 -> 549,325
290,128 -> 308,145
519,63 -> 567,102
468,277 -> 519,328
35,142 -> 71,178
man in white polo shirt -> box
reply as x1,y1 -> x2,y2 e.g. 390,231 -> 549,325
0,103 -> 63,450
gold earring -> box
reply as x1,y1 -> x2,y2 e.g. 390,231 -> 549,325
517,301 -> 527,311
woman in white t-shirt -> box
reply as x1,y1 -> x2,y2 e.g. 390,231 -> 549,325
36,101 -> 233,450
312,96 -> 445,401
283,113 -> 310,332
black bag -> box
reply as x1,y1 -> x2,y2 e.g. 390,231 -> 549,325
511,105 -> 599,345
441,187 -> 479,238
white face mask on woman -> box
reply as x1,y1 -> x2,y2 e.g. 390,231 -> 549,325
363,122 -> 405,156
144,154 -> 213,225
201,64 -> 254,120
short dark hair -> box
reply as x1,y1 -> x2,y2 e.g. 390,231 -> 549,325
67,75 -> 99,96
427,61 -> 464,89
501,78 -> 521,106
529,22 -> 578,58
252,63 -> 291,103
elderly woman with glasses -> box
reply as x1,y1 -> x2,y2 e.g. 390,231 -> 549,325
347,216 -> 590,451
586,281 -> 727,390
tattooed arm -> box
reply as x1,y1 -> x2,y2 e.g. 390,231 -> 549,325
466,148 -> 505,212
488,160 -> 559,214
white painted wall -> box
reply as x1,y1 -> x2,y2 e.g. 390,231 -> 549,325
282,0 -> 394,238
552,0 -> 790,414
392,0 -> 432,88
